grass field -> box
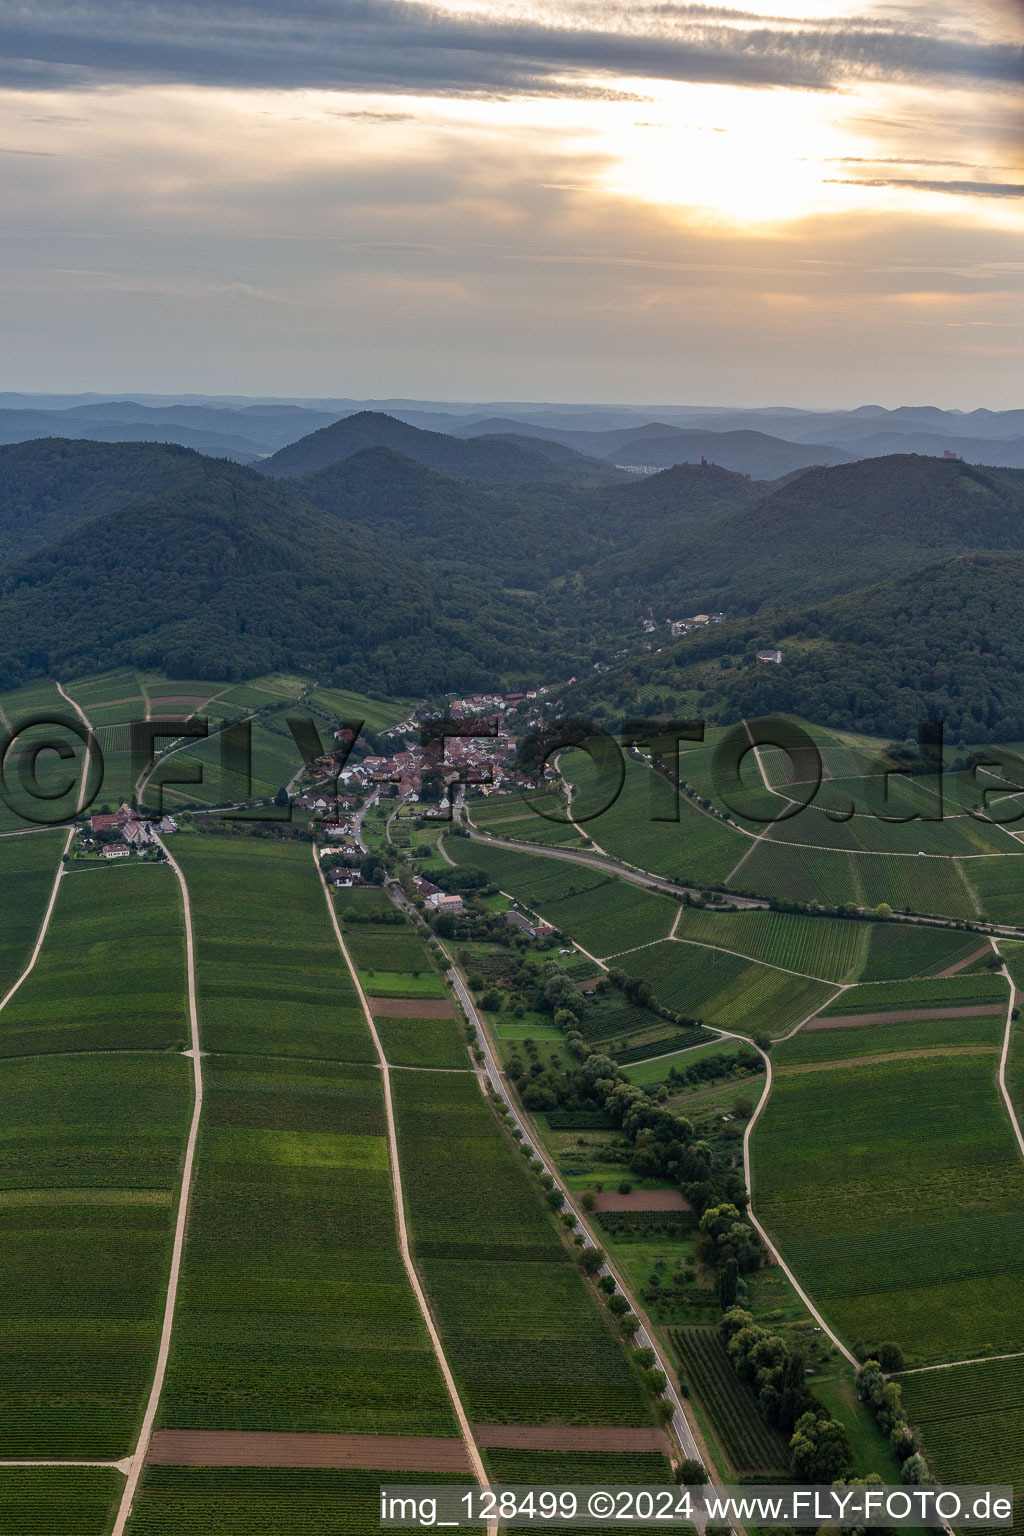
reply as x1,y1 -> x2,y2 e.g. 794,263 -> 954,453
754,1054 -> 1024,1364
0,1052 -> 190,1457
0,862 -> 188,1056
392,1069 -> 656,1427
615,941 -> 836,1037
157,1053 -> 457,1438
171,838 -> 373,1060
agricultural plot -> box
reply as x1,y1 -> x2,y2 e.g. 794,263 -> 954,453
774,1012 -> 1006,1067
966,855 -> 1024,926
754,1055 -> 1024,1363
616,941 -> 836,1037
446,838 -> 674,955
670,1328 -> 790,1476
153,714 -> 304,811
392,1070 -> 656,1427
127,1467 -> 473,1536
860,922 -> 988,980
158,1053 -> 457,1438
0,1051 -> 190,1457
0,1468 -> 122,1536
560,753 -> 746,888
672,905 -> 868,982
817,973 -> 1008,1016
374,1015 -> 471,1071
172,838 -> 373,1060
343,926 -> 439,975
898,1357 -> 1024,1536
306,684 -> 416,734
0,829 -> 66,1000
0,862 -> 187,1057
729,837 -> 860,906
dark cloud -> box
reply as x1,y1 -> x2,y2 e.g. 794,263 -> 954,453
828,176 -> 1024,196
0,0 -> 1019,97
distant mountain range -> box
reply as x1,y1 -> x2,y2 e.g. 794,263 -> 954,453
2,411 -> 1023,740
1,393 -> 1023,473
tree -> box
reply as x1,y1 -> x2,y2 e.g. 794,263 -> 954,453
607,1294 -> 631,1317
675,1459 -> 706,1487
789,1411 -> 853,1482
274,785 -> 289,807
717,1257 -> 739,1311
876,1340 -> 905,1373
578,1245 -> 604,1275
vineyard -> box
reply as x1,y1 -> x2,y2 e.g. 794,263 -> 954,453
899,1357 -> 1024,1536
616,941 -> 836,1037
392,1068 -> 655,1427
754,1055 -> 1024,1363
669,1328 -> 790,1475
671,906 -> 868,982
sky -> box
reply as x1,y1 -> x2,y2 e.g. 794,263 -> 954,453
0,0 -> 1021,405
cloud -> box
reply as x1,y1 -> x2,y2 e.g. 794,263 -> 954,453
0,0 -> 1019,99
829,176 -> 1024,197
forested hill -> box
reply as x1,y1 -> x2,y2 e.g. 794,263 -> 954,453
262,410 -> 622,484
582,453 -> 1024,615
0,438 -> 213,567
574,551 -> 1024,744
0,460 -> 582,694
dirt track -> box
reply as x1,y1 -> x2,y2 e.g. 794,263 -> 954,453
807,1003 -> 998,1030
591,1190 -> 690,1212
472,1424 -> 670,1452
146,1430 -> 472,1471
368,997 -> 458,1017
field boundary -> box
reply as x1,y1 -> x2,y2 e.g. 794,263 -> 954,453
111,833 -> 204,1535
313,847 -> 492,1505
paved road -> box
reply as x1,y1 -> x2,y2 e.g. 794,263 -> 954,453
444,960 -> 708,1474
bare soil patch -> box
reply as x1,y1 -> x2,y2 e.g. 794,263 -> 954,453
808,1004 -> 998,1030
591,1190 -> 690,1212
146,1430 -> 471,1471
473,1424 -> 670,1452
369,997 -> 458,1017
931,944 -> 992,979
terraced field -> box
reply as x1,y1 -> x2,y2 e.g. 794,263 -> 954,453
754,1054 -> 1024,1363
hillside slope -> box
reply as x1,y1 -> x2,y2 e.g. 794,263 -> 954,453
262,410 -> 620,484
0,460 -> 579,694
